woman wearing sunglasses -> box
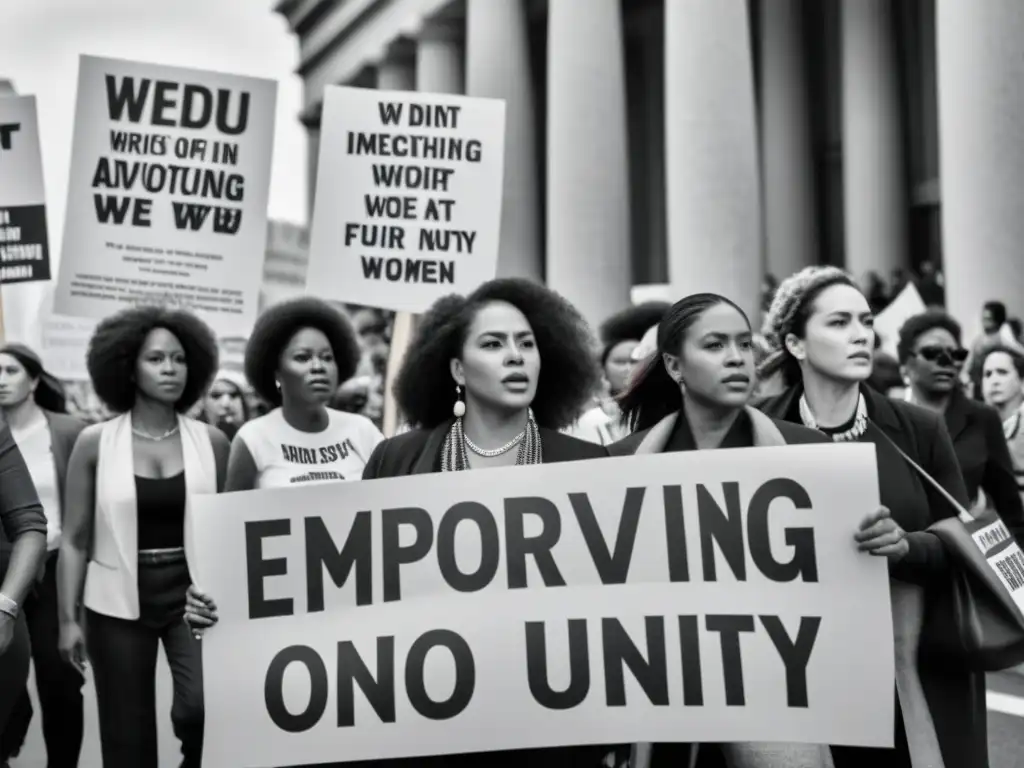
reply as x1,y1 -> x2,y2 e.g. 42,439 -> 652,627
898,310 -> 1024,540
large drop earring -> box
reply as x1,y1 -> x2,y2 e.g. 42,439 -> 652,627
453,384 -> 466,418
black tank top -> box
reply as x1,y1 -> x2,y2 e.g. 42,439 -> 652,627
135,473 -> 186,550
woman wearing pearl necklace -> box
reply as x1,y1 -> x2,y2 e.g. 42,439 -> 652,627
56,306 -> 230,768
756,266 -> 984,768
354,277 -> 616,768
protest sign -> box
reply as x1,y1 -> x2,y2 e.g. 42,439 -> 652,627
306,86 -> 506,312
874,283 -> 927,360
0,95 -> 51,283
39,313 -> 97,381
54,55 -> 276,334
191,444 -> 893,766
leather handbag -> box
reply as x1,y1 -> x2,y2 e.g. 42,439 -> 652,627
884,435 -> 1024,670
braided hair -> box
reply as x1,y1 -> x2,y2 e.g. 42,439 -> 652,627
758,266 -> 859,386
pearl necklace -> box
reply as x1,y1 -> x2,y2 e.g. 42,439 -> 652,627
464,429 -> 525,457
799,393 -> 868,442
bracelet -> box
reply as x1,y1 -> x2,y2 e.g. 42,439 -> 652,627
0,592 -> 18,619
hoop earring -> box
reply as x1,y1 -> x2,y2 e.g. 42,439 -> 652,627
453,384 -> 466,418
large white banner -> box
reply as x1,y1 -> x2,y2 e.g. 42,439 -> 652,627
191,445 -> 893,766
307,86 -> 506,312
55,55 -> 276,334
0,95 -> 51,283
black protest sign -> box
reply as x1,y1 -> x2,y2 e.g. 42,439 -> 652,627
0,96 -> 51,283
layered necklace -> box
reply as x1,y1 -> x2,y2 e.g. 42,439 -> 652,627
441,410 -> 543,471
798,392 -> 868,442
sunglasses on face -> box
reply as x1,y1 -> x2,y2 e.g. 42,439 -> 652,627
914,346 -> 969,366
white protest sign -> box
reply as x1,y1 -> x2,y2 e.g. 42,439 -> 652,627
0,95 -> 51,283
306,86 -> 506,312
874,284 -> 926,360
54,55 -> 276,335
192,444 -> 893,766
40,313 -> 98,381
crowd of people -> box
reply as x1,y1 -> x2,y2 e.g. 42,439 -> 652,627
0,264 -> 1022,768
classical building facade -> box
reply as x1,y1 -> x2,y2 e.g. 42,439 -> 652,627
275,0 -> 1024,337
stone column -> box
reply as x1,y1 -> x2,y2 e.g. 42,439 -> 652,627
376,39 -> 416,91
416,19 -> 464,94
759,0 -> 817,281
466,0 -> 542,281
546,0 -> 631,327
664,0 -> 762,317
841,0 -> 908,284
938,0 -> 1024,340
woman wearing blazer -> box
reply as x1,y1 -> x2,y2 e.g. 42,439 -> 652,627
0,343 -> 86,768
57,306 -> 230,768
606,294 -> 829,768
0,425 -> 46,749
756,266 -> 983,768
898,310 -> 1024,542
187,278 -> 616,767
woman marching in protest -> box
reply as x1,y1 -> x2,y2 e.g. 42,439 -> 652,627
981,345 -> 1024,502
606,293 -> 829,768
57,306 -> 230,768
898,310 -> 1024,540
0,430 -> 46,753
184,277 -> 617,767
218,297 -> 384,491
0,344 -> 86,768
755,266 -> 984,768
199,369 -> 250,441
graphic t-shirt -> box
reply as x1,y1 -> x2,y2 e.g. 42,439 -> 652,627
236,408 -> 385,489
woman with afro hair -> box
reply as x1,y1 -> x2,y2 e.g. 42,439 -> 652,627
754,266 -> 987,768
222,296 -> 384,491
56,305 -> 231,768
182,299 -> 384,643
358,278 -> 615,768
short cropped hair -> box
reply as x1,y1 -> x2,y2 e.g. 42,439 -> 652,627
896,310 -> 963,364
981,344 -> 1024,379
245,297 -> 361,406
86,305 -> 219,413
394,278 -> 600,430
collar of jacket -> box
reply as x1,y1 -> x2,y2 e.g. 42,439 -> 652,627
631,406 -> 788,454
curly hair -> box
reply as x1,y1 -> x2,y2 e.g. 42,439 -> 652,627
896,310 -> 963,364
86,305 -> 219,413
759,266 -> 859,386
598,302 -> 670,365
245,297 -> 362,407
394,278 -> 600,430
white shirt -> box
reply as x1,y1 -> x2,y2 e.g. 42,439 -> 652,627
12,416 -> 61,550
236,408 -> 385,489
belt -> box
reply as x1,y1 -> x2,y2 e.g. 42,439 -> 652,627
138,547 -> 186,565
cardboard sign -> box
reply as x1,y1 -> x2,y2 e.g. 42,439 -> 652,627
191,444 -> 894,766
0,95 -> 51,283
54,55 -> 277,334
307,86 -> 506,312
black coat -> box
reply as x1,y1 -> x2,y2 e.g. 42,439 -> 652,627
944,388 -> 1024,543
350,421 -> 613,768
758,385 -> 987,768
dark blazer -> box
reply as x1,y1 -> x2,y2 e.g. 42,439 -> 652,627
363,422 -> 607,479
355,421 -> 610,768
758,385 -> 985,768
943,389 -> 1024,542
0,411 -> 85,569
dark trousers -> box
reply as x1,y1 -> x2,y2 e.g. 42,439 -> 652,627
86,558 -> 203,768
0,612 -> 29,737
0,551 -> 85,767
